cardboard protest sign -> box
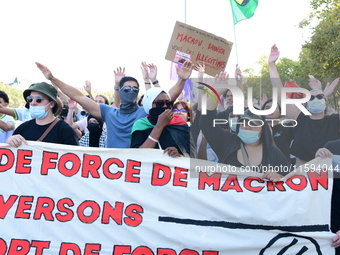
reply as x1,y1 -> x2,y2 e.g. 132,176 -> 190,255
0,142 -> 335,254
165,21 -> 233,77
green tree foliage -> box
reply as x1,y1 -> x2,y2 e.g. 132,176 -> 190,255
299,4 -> 340,78
298,0 -> 340,108
243,56 -> 302,103
242,0 -> 340,108
0,83 -> 26,108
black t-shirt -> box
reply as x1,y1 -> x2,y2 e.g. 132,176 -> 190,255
290,113 -> 340,162
13,119 -> 79,146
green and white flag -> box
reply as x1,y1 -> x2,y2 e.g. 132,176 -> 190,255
230,0 -> 259,25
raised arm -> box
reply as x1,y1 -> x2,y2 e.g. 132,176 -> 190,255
169,61 -> 193,101
83,80 -> 95,100
206,72 -> 229,111
148,63 -> 160,88
36,62 -> 101,119
114,67 -> 125,107
0,104 -> 15,118
65,99 -> 80,129
323,77 -> 340,99
268,45 -> 300,120
0,119 -> 14,132
141,62 -> 151,91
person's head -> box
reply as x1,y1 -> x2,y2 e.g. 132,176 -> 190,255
119,76 -> 139,88
228,109 -> 240,132
261,98 -> 281,119
0,90 -> 10,107
222,89 -> 233,107
111,101 -> 118,108
24,84 -> 36,109
23,82 -> 61,119
118,76 -> 140,104
138,95 -> 144,107
306,90 -> 327,115
172,101 -> 190,122
142,87 -> 172,114
60,100 -> 69,120
237,109 -> 263,144
95,95 -> 109,105
87,114 -> 104,133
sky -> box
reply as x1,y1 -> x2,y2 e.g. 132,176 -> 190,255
0,0 -> 313,93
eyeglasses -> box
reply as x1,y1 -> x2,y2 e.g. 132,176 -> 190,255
121,86 -> 139,93
172,108 -> 187,113
26,96 -> 45,103
310,94 -> 325,101
153,100 -> 174,108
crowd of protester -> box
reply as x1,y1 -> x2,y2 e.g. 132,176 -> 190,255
1,45 -> 340,250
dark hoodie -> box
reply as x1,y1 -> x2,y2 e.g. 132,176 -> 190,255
199,109 -> 290,175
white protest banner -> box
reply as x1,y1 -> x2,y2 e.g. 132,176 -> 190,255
0,141 -> 335,254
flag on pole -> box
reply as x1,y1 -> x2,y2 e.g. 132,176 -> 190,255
229,0 -> 259,25
8,77 -> 18,86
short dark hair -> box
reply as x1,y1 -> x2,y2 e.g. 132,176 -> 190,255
138,94 -> 144,106
261,98 -> 281,112
0,90 -> 9,104
119,76 -> 139,88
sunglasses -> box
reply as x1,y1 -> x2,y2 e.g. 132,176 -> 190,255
26,96 -> 45,103
153,100 -> 174,108
310,94 -> 325,101
172,108 -> 187,113
121,86 -> 139,93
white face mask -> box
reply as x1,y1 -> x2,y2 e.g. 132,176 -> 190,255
29,102 -> 51,119
237,129 -> 261,144
307,98 -> 326,114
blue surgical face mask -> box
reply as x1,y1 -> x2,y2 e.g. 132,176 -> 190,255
307,99 -> 326,114
228,117 -> 238,132
237,129 -> 261,144
29,102 -> 51,119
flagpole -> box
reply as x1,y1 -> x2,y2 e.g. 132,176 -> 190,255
232,23 -> 239,65
184,0 -> 187,23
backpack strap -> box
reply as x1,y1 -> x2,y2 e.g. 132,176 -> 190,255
37,118 -> 60,142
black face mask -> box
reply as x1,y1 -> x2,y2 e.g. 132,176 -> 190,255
87,123 -> 102,133
118,90 -> 139,114
148,107 -> 168,125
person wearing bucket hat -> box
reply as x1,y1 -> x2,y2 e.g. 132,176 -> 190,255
35,61 -> 194,148
199,74 -> 290,182
6,82 -> 78,147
